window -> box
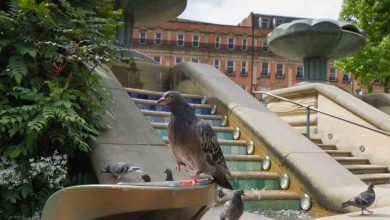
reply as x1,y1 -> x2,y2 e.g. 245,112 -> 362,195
214,59 -> 220,69
153,55 -> 161,64
226,60 -> 234,75
228,37 -> 235,50
276,64 -> 284,78
261,62 -> 269,77
273,18 -> 284,28
191,57 -> 199,63
139,31 -> 146,44
215,36 -> 221,48
242,39 -> 247,50
262,39 -> 268,51
177,33 -> 184,46
329,67 -> 337,82
175,56 -> 183,64
342,72 -> 351,83
192,34 -> 199,47
241,61 -> 247,76
259,17 -> 270,28
155,32 -> 162,45
296,65 -> 304,80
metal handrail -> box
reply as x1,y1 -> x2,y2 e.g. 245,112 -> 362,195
253,91 -> 390,137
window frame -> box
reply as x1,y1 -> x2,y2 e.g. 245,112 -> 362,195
215,36 -> 221,49
241,61 -> 247,76
177,33 -> 184,46
296,65 -> 304,80
228,37 -> 235,50
260,62 -> 269,77
329,67 -> 337,82
191,57 -> 199,63
276,63 -> 284,78
154,32 -> 162,45
139,31 -> 146,44
214,59 -> 220,69
153,55 -> 161,64
192,34 -> 199,47
242,39 -> 247,51
226,60 -> 235,75
175,56 -> 183,65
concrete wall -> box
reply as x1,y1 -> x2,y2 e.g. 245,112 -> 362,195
318,94 -> 390,168
89,64 -> 187,184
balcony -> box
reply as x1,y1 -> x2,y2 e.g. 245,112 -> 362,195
132,38 -> 270,52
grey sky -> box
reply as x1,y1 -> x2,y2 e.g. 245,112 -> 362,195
178,0 -> 344,25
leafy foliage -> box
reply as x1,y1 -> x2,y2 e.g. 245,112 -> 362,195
337,0 -> 390,93
0,0 -> 120,218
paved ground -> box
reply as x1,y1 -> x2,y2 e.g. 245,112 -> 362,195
202,205 -> 273,220
317,206 -> 390,219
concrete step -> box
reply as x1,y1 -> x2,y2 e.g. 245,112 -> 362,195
325,150 -> 352,157
226,155 -> 262,171
132,97 -> 215,111
224,155 -> 262,161
310,137 -> 323,144
218,189 -> 301,203
231,171 -> 279,180
153,123 -> 240,140
345,165 -> 389,174
141,109 -> 225,120
280,114 -> 317,126
125,87 -> 206,102
334,157 -> 370,165
357,173 -> 390,185
317,144 -> 336,150
293,126 -> 317,135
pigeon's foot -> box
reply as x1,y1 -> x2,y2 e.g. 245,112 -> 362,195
191,173 -> 200,184
175,163 -> 185,171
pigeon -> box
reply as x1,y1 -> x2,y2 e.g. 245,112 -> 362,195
220,189 -> 245,220
141,174 -> 151,182
157,91 -> 233,190
100,162 -> 142,180
341,183 -> 375,215
164,168 -> 174,181
217,188 -> 227,199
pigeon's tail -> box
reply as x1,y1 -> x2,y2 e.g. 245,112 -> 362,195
213,168 -> 233,190
341,200 -> 353,208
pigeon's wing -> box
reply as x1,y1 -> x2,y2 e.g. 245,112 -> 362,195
167,119 -> 184,164
358,191 -> 375,206
196,120 -> 228,169
220,201 -> 232,220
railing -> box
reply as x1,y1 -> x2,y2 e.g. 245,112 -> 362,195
253,91 -> 390,138
133,38 -> 270,52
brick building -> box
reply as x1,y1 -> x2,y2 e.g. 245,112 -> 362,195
132,13 -> 356,95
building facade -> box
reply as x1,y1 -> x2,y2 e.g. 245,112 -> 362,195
132,13 -> 356,95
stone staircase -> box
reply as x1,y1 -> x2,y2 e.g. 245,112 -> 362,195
266,94 -> 390,185
126,88 -> 304,211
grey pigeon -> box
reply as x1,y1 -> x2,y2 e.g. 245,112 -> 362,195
141,174 -> 151,182
341,183 -> 375,215
157,91 -> 233,189
164,168 -> 174,181
100,162 -> 142,180
220,190 -> 245,220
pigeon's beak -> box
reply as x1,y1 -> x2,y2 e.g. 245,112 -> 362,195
157,97 -> 166,105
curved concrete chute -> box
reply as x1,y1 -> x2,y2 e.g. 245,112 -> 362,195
170,62 -> 390,212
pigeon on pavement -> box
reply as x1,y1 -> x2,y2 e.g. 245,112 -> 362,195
157,91 -> 233,189
220,189 -> 245,220
100,162 -> 142,180
164,168 -> 174,181
341,183 -> 375,215
141,174 -> 151,182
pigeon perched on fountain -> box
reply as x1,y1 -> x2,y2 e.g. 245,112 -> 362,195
100,162 -> 142,180
341,183 -> 375,215
157,91 -> 233,189
141,174 -> 151,182
164,168 -> 174,181
220,189 -> 245,220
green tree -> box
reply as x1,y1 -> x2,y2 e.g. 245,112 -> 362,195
0,0 -> 120,218
337,0 -> 390,93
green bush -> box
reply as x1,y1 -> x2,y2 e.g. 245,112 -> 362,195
0,0 -> 120,218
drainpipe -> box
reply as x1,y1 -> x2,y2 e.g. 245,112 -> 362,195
250,12 -> 255,96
